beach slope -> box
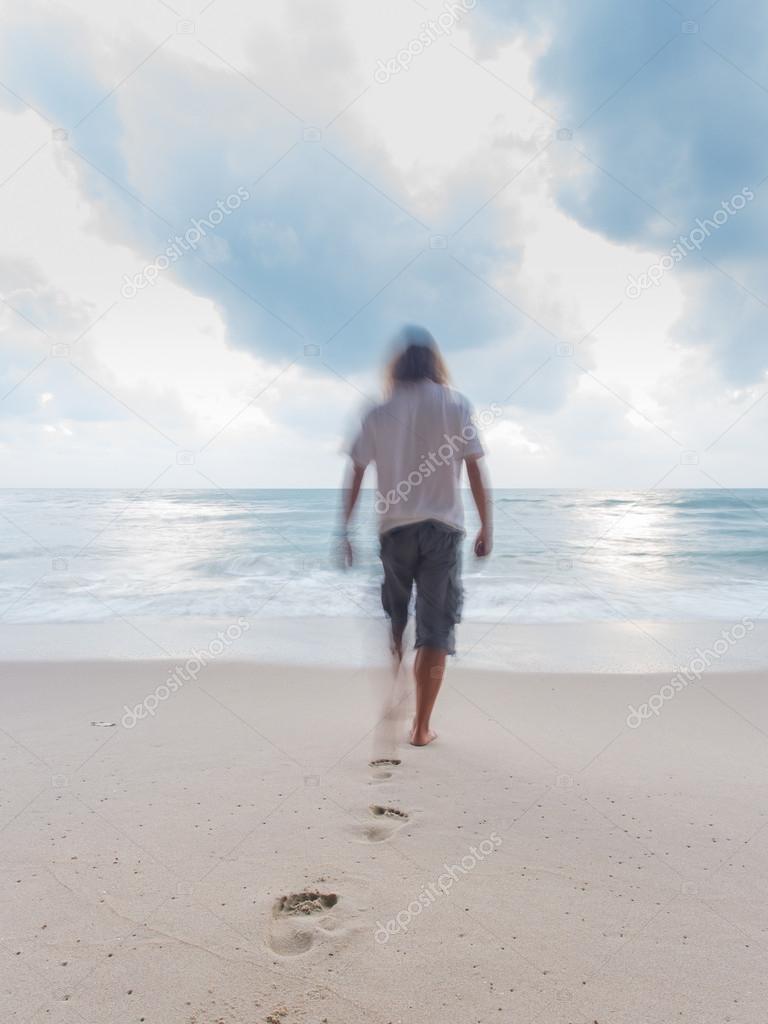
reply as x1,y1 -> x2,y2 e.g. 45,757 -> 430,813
2,662 -> 767,1023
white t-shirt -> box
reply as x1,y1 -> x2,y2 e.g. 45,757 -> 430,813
348,380 -> 484,534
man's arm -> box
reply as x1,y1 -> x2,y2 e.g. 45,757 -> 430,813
465,456 -> 492,557
340,460 -> 366,567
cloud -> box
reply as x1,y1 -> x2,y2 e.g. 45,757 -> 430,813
2,0 -> 766,487
468,0 -> 768,383
0,1 -> 586,412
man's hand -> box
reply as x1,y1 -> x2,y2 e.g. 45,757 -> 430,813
338,461 -> 365,569
466,457 -> 492,559
474,525 -> 492,558
342,535 -> 354,568
337,532 -> 354,569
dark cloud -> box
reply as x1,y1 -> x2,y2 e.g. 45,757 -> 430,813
470,0 -> 768,382
0,8 -> 582,410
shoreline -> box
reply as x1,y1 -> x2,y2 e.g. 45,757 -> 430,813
2,615 -> 768,672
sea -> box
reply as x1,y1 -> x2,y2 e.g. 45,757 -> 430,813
2,488 -> 767,627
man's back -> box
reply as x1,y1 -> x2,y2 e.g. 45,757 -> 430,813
351,380 -> 483,534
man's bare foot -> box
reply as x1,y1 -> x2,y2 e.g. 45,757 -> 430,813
409,727 -> 437,747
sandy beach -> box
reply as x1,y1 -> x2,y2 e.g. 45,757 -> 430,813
3,658 -> 767,1023
4,0 -> 767,1016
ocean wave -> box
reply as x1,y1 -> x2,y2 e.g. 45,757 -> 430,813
3,488 -> 768,625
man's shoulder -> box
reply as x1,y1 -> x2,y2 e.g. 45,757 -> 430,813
358,398 -> 399,440
441,385 -> 473,412
360,398 -> 387,424
365,383 -> 473,417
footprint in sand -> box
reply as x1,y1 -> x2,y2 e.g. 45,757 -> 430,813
267,891 -> 339,957
368,757 -> 401,781
363,804 -> 409,843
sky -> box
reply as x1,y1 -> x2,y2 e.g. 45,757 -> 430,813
0,0 -> 766,489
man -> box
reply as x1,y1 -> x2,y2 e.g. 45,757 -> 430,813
341,325 -> 492,746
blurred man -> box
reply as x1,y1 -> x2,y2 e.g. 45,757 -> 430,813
342,325 -> 492,746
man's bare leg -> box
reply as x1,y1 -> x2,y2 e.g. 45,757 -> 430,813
372,628 -> 408,759
410,646 -> 446,746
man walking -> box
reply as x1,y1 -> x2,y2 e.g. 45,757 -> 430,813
341,325 -> 492,746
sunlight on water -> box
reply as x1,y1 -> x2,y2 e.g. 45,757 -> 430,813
1,489 -> 767,624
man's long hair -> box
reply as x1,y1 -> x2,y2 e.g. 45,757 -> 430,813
385,325 -> 450,395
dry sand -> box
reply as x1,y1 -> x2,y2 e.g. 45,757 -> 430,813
2,660 -> 768,1023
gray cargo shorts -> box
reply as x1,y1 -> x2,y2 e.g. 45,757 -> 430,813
379,518 -> 464,655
